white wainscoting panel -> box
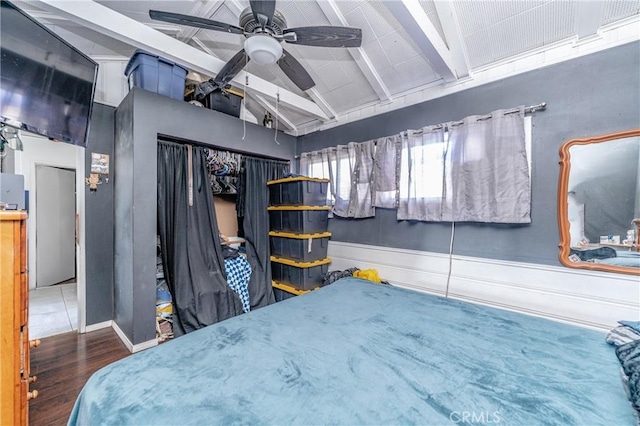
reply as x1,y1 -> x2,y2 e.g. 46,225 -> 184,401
328,241 -> 639,331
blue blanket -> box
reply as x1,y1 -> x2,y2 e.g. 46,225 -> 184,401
68,278 -> 634,425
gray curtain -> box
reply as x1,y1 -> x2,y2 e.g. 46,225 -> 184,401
157,141 -> 243,337
240,157 -> 289,310
397,126 -> 447,221
447,107 -> 530,223
300,143 -> 375,218
373,135 -> 400,208
300,106 -> 531,224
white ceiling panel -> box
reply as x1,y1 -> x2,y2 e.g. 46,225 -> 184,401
281,0 -> 330,27
12,0 -> 639,132
603,0 -> 640,24
418,0 -> 446,45
463,28 -> 494,69
315,63 -> 353,92
333,0 -> 363,16
464,1 -> 577,68
277,2 -> 311,27
243,61 -> 298,94
192,31 -> 243,58
267,100 -> 315,126
290,44 -> 341,63
377,30 -> 421,68
96,1 -> 161,15
360,40 -> 393,71
455,0 -> 548,38
211,3 -> 244,27
341,4 -> 377,45
380,56 -> 440,95
321,69 -> 378,111
361,0 -> 401,39
543,1 -> 576,43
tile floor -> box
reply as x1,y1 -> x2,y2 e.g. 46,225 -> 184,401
29,283 -> 78,339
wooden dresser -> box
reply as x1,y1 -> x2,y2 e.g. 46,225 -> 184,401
1,211 -> 39,425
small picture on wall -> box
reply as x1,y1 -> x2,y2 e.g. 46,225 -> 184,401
90,153 -> 109,175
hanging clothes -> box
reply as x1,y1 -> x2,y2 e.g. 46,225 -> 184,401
157,141 -> 243,336
205,149 -> 241,195
239,157 -> 289,310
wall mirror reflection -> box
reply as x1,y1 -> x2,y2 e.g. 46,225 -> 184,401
558,129 -> 640,275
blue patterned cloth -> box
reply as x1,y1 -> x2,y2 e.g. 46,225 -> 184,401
224,256 -> 251,313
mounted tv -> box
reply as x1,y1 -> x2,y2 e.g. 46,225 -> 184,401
0,0 -> 97,147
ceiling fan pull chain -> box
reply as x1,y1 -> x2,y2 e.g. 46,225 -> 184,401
274,90 -> 280,145
242,61 -> 249,141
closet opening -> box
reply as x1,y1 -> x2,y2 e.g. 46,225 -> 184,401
154,135 -> 290,342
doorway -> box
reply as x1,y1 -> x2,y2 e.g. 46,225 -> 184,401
36,165 -> 76,287
29,164 -> 78,338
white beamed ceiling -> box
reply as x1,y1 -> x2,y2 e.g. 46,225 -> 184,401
13,0 -> 640,136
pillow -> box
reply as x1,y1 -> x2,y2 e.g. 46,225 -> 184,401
607,325 -> 640,346
619,320 -> 640,334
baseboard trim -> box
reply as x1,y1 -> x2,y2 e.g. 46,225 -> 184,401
111,321 -> 158,353
328,241 -> 639,331
84,320 -> 112,333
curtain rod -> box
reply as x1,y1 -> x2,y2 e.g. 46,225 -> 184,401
158,136 -> 290,163
436,102 -> 547,130
524,102 -> 547,113
296,102 -> 547,159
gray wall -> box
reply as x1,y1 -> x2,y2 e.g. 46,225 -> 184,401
297,42 -> 640,266
85,102 -> 116,326
115,88 -> 296,345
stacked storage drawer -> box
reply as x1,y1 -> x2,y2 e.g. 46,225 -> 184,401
267,177 -> 331,295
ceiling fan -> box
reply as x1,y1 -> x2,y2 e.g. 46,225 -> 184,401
149,0 -> 362,100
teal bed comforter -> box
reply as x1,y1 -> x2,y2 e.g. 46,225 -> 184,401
68,278 -> 634,425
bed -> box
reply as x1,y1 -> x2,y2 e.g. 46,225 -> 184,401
598,250 -> 640,268
68,278 -> 634,425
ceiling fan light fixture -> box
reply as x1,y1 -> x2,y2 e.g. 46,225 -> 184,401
244,34 -> 283,65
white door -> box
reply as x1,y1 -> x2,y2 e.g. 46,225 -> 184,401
36,165 -> 76,287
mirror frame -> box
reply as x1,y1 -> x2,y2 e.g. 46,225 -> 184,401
558,128 -> 640,275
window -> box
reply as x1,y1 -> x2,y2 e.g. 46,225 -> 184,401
300,143 -> 374,218
399,139 -> 447,201
300,107 -> 532,223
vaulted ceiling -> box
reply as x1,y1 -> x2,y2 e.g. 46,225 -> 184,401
13,0 -> 640,135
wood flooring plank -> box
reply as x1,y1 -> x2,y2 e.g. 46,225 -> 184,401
28,328 -> 130,426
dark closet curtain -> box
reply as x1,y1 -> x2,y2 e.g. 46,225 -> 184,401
157,141 -> 243,337
239,157 -> 289,309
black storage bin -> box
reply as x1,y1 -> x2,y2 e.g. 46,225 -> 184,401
268,177 -> 329,206
268,206 -> 330,234
269,231 -> 331,262
270,257 -> 331,290
273,287 -> 298,302
202,88 -> 243,117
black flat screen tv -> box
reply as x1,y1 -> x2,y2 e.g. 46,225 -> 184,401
0,0 -> 98,147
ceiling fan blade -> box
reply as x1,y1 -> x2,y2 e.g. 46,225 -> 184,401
283,26 -> 362,48
249,0 -> 275,30
149,10 -> 244,35
212,49 -> 250,88
278,49 -> 315,91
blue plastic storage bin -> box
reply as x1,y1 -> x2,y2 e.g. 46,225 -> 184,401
124,50 -> 187,100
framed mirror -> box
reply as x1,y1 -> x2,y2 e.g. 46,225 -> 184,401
558,129 -> 640,275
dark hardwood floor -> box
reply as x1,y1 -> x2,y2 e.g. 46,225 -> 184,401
29,328 -> 130,426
